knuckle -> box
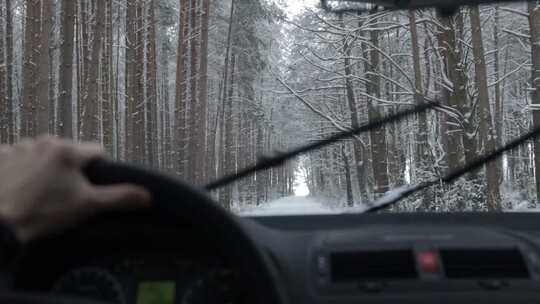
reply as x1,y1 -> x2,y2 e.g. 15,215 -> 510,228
38,138 -> 72,162
36,136 -> 62,153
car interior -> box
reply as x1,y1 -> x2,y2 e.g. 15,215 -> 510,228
1,0 -> 539,303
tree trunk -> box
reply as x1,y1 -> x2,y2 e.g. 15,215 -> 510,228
470,6 -> 501,211
135,1 -> 145,163
365,28 -> 389,197
187,0 -> 200,182
0,0 -> 6,142
81,0 -> 104,141
5,0 -> 13,143
409,11 -> 430,173
102,0 -> 114,156
58,0 -> 75,138
342,145 -> 354,207
21,0 -> 39,137
436,13 -> 466,171
197,0 -> 210,184
125,0 -> 138,162
175,0 -> 189,176
528,1 -> 540,203
220,53 -> 237,209
217,0 -> 235,205
146,0 -> 158,167
342,15 -> 368,203
35,0 -> 52,135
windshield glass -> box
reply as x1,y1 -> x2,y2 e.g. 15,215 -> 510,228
2,0 -> 539,215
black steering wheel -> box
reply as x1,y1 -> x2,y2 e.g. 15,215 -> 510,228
1,160 -> 286,304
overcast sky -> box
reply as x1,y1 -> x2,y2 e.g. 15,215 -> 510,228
282,0 -> 319,17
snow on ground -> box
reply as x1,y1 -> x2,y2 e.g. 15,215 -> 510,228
238,195 -> 340,216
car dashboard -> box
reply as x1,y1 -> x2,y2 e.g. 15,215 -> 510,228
9,212 -> 540,304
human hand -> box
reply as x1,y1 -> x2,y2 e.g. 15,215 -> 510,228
0,136 -> 151,243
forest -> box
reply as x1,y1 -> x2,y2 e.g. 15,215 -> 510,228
0,0 -> 538,212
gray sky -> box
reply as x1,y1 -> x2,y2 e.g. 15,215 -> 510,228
282,0 -> 319,17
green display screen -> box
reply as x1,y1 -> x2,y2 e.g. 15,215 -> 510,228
137,281 -> 175,304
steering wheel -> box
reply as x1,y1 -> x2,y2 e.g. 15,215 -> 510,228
1,160 -> 286,304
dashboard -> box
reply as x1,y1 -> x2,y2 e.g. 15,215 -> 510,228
10,212 -> 540,304
12,212 -> 245,304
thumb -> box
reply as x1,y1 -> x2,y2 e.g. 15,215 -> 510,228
88,184 -> 152,209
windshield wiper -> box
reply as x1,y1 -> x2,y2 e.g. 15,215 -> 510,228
363,125 -> 540,213
205,101 -> 439,190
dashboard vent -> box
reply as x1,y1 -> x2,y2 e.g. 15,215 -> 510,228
330,250 -> 417,282
440,248 -> 529,279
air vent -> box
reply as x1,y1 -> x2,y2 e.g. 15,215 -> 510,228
330,250 -> 417,282
440,248 -> 529,279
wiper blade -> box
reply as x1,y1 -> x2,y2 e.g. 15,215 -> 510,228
364,125 -> 540,213
205,101 -> 439,191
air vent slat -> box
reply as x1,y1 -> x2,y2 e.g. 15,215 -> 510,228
440,248 -> 529,279
330,250 -> 417,282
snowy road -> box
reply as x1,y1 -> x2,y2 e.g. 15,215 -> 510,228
239,196 -> 339,216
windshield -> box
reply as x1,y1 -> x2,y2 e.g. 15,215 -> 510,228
2,0 -> 539,215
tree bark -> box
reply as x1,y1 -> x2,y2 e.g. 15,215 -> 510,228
187,0 -> 200,182
81,0 -> 104,141
58,0 -> 75,138
36,0 -> 52,135
0,0 -> 7,142
197,0 -> 210,184
342,145 -> 354,207
5,0 -> 13,143
102,0 -> 114,156
175,0 -> 189,176
409,11 -> 430,173
220,53 -> 236,209
365,28 -> 389,197
342,15 -> 367,203
528,1 -> 540,203
146,0 -> 159,167
436,13 -> 470,171
469,6 -> 501,211
21,0 -> 39,137
125,0 -> 139,162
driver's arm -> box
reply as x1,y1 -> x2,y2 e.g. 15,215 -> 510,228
0,136 -> 151,264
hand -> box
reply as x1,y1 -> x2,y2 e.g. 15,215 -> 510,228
0,136 -> 151,244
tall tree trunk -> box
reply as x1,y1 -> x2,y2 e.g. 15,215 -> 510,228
470,6 -> 501,211
36,0 -> 52,135
365,28 -> 389,197
197,0 -> 210,184
81,0 -> 104,141
135,1 -> 145,163
342,145 -> 354,207
528,1 -> 540,203
0,0 -> 6,142
78,0 -> 89,134
221,53 -> 237,209
75,1 -> 81,138
21,0 -> 39,137
343,15 -> 367,203
102,0 -> 114,155
409,10 -> 435,209
217,0 -> 235,204
125,0 -> 138,162
436,13 -> 470,171
493,5 -> 503,149
5,0 -> 13,143
146,0 -> 158,167
409,11 -> 430,173
175,0 -> 189,176
58,0 -> 75,138
187,0 -> 200,182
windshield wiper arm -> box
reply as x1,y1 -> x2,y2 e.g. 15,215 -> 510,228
205,101 -> 439,191
363,125 -> 540,213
